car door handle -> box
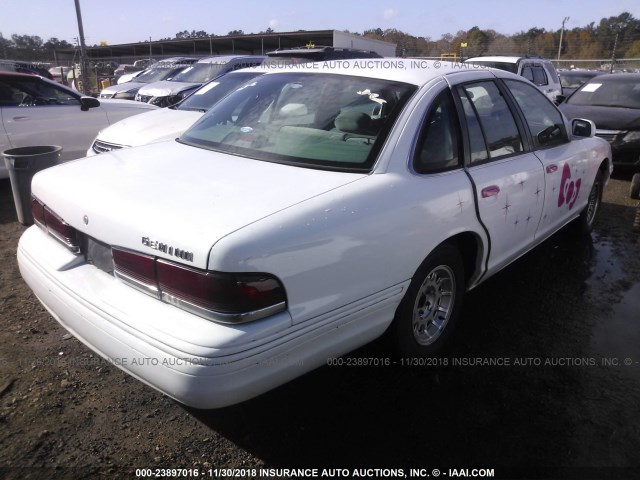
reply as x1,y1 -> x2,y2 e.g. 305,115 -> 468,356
546,165 -> 558,174
481,186 -> 500,198
12,116 -> 30,121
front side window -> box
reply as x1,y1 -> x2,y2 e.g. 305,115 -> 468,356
0,77 -> 79,107
180,73 -> 416,172
505,79 -> 567,148
457,81 -> 523,160
413,90 -> 461,173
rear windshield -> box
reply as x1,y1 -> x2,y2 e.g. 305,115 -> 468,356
180,72 -> 416,172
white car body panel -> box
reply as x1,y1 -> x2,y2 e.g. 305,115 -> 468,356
99,81 -> 146,98
136,80 -> 199,98
87,109 -> 202,155
17,63 -> 612,407
31,141 -> 367,269
117,71 -> 143,84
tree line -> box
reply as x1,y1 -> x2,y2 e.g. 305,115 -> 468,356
1,12 -> 638,62
360,12 -> 640,59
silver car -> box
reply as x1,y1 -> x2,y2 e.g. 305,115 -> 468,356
0,71 -> 157,177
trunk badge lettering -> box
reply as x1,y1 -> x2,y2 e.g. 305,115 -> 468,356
141,237 -> 194,262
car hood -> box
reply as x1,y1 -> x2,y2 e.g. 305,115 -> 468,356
31,141 -> 365,270
559,103 -> 640,130
101,82 -> 146,94
137,80 -> 201,97
95,108 -> 202,147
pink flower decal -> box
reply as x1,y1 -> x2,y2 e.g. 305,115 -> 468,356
558,164 -> 581,209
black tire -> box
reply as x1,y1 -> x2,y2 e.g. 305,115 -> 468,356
390,244 -> 465,357
577,171 -> 603,234
630,173 -> 640,200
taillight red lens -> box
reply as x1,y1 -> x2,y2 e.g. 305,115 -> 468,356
31,196 -> 46,227
156,259 -> 286,316
112,249 -> 286,322
31,195 -> 80,252
112,248 -> 157,294
43,206 -> 80,251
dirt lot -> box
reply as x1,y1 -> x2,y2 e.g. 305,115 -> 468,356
1,174 -> 639,480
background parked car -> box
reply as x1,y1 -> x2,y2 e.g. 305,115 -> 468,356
0,71 -> 157,177
558,69 -> 603,97
48,66 -> 71,84
89,69 -> 266,155
0,59 -> 53,79
114,64 -> 144,82
134,55 -> 264,107
99,57 -> 198,100
464,55 -> 562,103
264,46 -> 382,63
559,73 -> 640,171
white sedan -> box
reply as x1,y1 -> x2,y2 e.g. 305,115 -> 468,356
18,61 -> 611,408
0,71 -> 157,178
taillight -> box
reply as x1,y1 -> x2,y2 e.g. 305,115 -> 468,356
31,196 -> 46,227
31,195 -> 80,253
112,249 -> 157,296
112,249 -> 286,323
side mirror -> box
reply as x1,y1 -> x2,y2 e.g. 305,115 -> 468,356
80,96 -> 100,111
571,118 -> 596,138
554,94 -> 566,105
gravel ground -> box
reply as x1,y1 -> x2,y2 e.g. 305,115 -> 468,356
0,174 -> 639,480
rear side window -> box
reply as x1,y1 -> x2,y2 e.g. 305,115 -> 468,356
522,65 -> 548,86
413,90 -> 461,173
504,80 -> 567,148
457,81 -> 523,160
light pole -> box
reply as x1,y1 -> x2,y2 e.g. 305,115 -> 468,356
73,0 -> 90,95
557,16 -> 569,63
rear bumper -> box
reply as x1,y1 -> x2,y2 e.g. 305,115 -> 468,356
17,226 -> 403,408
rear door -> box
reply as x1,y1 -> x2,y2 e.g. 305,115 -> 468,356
454,80 -> 545,273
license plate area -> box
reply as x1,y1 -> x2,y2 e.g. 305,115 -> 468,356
81,235 -> 114,275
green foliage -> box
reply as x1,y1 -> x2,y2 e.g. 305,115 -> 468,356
361,11 -> 640,59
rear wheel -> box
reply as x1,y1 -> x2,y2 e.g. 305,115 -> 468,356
390,244 -> 465,357
630,173 -> 640,200
577,171 -> 603,234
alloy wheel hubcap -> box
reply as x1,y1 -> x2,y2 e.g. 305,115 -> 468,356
586,180 -> 600,225
412,265 -> 455,346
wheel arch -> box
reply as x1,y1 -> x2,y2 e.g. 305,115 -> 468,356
437,231 -> 485,289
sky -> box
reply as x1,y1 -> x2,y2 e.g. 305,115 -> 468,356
2,0 -> 639,46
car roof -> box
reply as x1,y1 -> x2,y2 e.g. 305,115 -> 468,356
0,70 -> 39,78
466,56 -> 522,63
257,58 -> 523,87
195,55 -> 265,64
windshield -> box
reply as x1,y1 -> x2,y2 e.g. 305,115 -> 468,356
177,72 -> 265,112
173,63 -> 228,83
136,63 -> 192,83
567,77 -> 640,108
180,72 -> 416,172
560,72 -> 599,88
